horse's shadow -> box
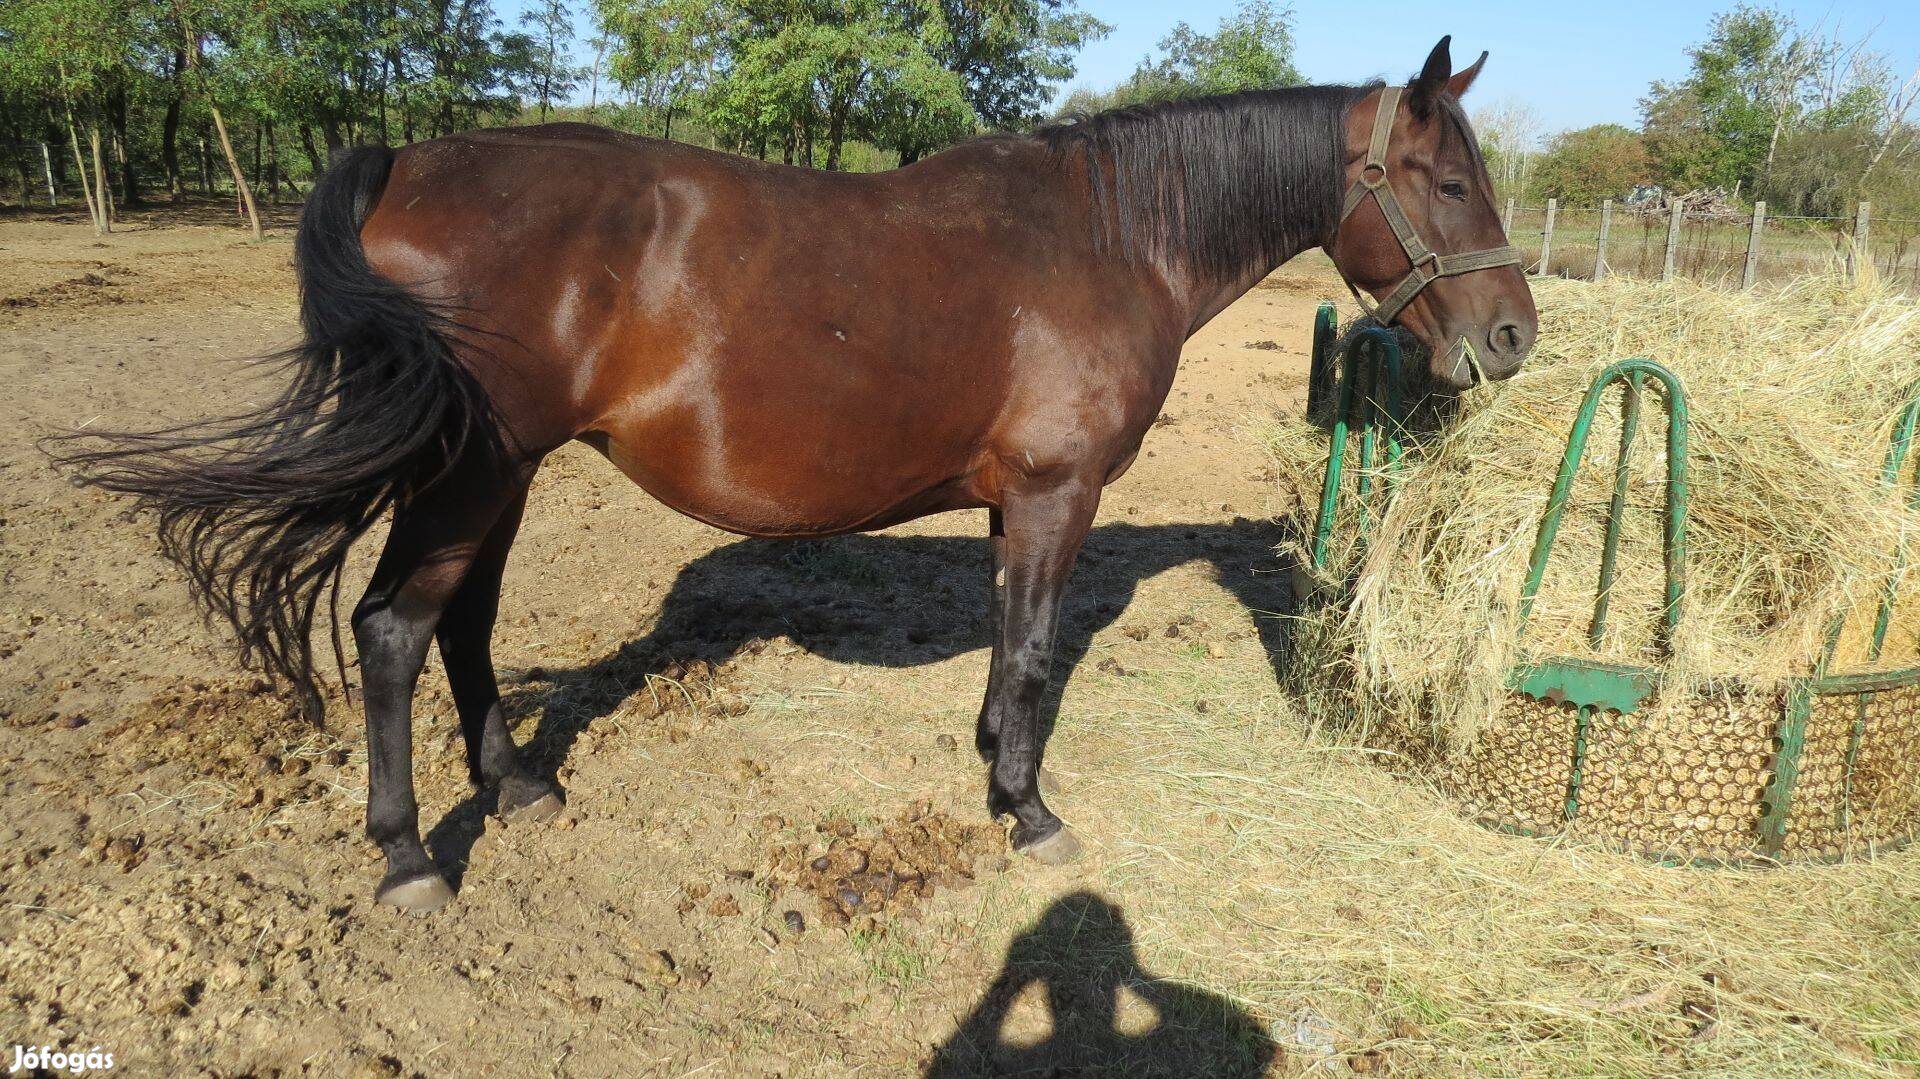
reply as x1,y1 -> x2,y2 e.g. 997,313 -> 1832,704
424,517 -> 1299,881
925,890 -> 1276,1077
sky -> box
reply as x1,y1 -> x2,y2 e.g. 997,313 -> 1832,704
1070,0 -> 1920,133
502,0 -> 1920,139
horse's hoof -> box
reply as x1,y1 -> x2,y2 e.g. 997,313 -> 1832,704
1015,824 -> 1084,866
376,872 -> 454,915
502,790 -> 564,823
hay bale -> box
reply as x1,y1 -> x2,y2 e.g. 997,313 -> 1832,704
1269,273 -> 1920,752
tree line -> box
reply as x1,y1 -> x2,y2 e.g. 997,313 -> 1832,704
1475,5 -> 1920,221
1,0 -> 1321,229
0,0 -> 1129,228
10,1 -> 1907,234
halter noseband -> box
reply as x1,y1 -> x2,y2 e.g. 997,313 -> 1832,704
1334,86 -> 1521,325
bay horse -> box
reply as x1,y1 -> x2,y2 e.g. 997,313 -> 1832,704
55,38 -> 1535,912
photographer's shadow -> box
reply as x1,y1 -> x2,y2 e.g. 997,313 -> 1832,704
927,891 -> 1275,1077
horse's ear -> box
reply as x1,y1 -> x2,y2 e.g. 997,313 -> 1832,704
1409,36 -> 1453,119
1448,52 -> 1488,98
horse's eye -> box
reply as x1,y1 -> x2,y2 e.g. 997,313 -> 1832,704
1440,180 -> 1468,201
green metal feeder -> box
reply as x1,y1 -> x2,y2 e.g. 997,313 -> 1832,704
1299,304 -> 1920,864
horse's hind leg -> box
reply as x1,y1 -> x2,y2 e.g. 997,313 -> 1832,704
353,464 -> 529,913
436,489 -> 562,820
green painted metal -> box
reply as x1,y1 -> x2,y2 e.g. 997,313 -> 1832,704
1565,704 -> 1594,822
1757,682 -> 1814,857
1306,301 -> 1339,422
1867,391 -> 1920,660
1518,360 -> 1690,653
1508,658 -> 1659,714
1294,310 -> 1920,864
1833,390 -> 1917,830
1589,374 -> 1645,646
1309,324 -> 1408,570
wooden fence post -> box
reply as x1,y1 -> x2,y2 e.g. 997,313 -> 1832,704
1537,198 -> 1557,277
1503,197 -> 1515,235
1595,199 -> 1612,281
1742,200 -> 1766,289
1663,201 -> 1683,282
1848,201 -> 1871,281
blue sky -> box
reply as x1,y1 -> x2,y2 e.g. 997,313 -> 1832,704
1072,0 -> 1920,133
503,0 -> 1920,138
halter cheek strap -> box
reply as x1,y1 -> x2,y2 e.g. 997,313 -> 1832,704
1335,86 -> 1522,326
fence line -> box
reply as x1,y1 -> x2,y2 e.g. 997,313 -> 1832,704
1505,199 -> 1920,293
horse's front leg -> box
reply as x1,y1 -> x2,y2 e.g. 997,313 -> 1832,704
981,478 -> 1098,863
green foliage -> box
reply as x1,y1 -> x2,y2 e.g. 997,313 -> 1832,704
1122,0 -> 1301,103
1635,2 -> 1917,215
1532,124 -> 1650,204
593,0 -> 1104,168
1065,0 -> 1302,113
1640,4 -> 1787,191
0,0 -> 545,208
521,0 -> 584,121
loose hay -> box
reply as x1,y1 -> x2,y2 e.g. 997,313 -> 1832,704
1268,273 -> 1920,752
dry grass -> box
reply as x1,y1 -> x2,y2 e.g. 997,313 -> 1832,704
1265,273 -> 1920,748
1072,661 -> 1920,1075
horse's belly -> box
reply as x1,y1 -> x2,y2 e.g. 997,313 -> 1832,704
586,424 -> 981,539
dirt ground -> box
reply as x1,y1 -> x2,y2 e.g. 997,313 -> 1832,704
6,200 -> 1919,1079
0,199 -> 1325,1077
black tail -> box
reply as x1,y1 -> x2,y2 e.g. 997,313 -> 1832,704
45,145 -> 499,718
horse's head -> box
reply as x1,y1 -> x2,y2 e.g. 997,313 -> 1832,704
1327,37 -> 1536,389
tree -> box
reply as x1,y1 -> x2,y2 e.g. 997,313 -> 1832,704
595,0 -> 1099,169
1640,5 -> 1822,194
1472,97 -> 1544,200
1109,0 -> 1301,106
520,0 -> 581,122
0,0 -> 145,231
880,0 -> 1108,163
1532,124 -> 1650,204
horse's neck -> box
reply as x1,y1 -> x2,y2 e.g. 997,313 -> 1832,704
1080,95 -> 1345,334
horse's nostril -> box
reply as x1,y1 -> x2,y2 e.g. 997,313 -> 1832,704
1491,321 -> 1527,356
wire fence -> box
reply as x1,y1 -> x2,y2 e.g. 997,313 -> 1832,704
1502,200 -> 1920,294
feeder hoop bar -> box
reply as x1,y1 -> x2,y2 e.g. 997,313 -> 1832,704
1518,359 -> 1690,654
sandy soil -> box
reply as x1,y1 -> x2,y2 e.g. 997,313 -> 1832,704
0,200 -> 1339,1077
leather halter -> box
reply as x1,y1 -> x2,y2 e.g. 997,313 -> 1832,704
1335,86 -> 1521,325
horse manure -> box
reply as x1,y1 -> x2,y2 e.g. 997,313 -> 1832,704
707,895 -> 741,917
783,910 -> 806,935
768,805 -> 1006,927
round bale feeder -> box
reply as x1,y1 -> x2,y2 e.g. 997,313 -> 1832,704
1297,306 -> 1920,865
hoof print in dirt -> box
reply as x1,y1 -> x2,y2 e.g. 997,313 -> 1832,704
766,803 -> 1007,930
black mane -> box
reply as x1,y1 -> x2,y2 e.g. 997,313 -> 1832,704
1033,84 -> 1379,282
